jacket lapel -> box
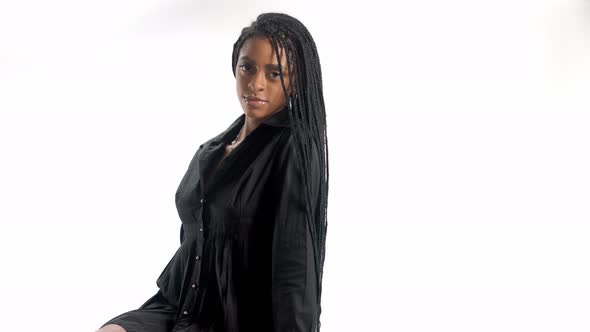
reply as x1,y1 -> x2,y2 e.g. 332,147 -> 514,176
197,114 -> 242,193
197,106 -> 290,195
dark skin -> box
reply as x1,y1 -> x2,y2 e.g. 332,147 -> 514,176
218,36 -> 295,164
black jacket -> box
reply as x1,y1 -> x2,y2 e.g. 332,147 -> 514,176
156,105 -> 320,332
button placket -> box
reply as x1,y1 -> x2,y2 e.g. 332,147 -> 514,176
196,195 -> 205,262
179,194 -> 206,324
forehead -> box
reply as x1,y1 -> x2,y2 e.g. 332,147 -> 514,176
238,36 -> 288,65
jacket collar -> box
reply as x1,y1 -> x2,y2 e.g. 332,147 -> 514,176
213,105 -> 290,145
199,107 -> 290,193
260,105 -> 290,128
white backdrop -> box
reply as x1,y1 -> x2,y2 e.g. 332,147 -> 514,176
0,0 -> 589,331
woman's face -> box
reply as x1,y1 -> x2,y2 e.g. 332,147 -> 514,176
236,36 -> 294,121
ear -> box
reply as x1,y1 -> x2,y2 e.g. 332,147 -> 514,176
287,80 -> 296,97
288,89 -> 297,100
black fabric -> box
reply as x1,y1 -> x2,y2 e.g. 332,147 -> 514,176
100,105 -> 320,332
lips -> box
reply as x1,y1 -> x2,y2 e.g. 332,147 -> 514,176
243,95 -> 268,108
244,95 -> 268,102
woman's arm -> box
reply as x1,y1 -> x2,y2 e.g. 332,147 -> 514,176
270,135 -> 321,332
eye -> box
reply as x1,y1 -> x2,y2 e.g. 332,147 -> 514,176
239,64 -> 251,71
271,72 -> 281,78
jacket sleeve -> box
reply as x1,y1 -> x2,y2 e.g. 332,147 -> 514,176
271,136 -> 320,332
180,223 -> 185,244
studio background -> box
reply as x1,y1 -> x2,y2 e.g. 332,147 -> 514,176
0,1 -> 588,331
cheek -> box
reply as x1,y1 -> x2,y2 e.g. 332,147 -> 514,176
236,75 -> 246,86
272,86 -> 286,102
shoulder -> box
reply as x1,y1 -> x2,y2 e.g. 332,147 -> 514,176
272,129 -> 322,189
273,129 -> 314,167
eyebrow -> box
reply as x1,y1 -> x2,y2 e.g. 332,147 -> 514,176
239,56 -> 283,70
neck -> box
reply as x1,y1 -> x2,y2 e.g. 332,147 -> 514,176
240,116 -> 262,140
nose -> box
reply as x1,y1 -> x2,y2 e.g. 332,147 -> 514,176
248,70 -> 266,91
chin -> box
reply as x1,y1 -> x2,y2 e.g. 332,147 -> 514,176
242,109 -> 261,121
243,107 -> 270,119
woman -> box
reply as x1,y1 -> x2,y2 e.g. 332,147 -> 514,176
97,12 -> 329,332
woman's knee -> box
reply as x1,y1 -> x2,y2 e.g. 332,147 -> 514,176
96,323 -> 127,332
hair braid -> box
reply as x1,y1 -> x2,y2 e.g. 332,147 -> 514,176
232,12 -> 329,332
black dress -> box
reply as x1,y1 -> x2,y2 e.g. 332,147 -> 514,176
99,106 -> 321,332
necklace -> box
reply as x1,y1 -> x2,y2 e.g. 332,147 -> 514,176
230,124 -> 245,146
217,125 -> 244,168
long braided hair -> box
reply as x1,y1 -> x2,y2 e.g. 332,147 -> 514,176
231,12 -> 329,331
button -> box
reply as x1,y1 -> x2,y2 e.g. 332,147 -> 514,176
191,283 -> 197,288
195,255 -> 201,260
199,227 -> 203,232
183,310 -> 189,315
200,198 -> 206,204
